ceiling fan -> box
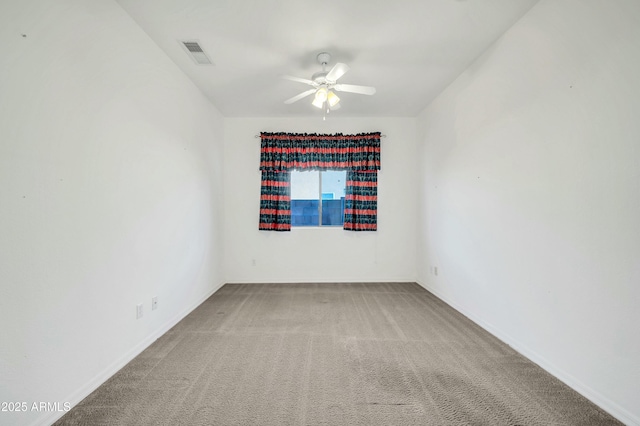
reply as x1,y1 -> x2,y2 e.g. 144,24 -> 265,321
283,52 -> 376,113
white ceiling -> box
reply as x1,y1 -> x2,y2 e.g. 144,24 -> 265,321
116,0 -> 539,117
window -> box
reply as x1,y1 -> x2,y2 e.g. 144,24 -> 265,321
258,131 -> 380,232
290,170 -> 346,226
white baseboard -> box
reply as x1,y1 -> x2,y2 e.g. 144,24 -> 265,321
36,281 -> 225,426
224,278 -> 417,284
416,280 -> 639,426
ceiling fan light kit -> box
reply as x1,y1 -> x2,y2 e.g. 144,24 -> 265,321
311,96 -> 324,109
283,52 -> 376,117
315,87 -> 328,104
327,91 -> 340,107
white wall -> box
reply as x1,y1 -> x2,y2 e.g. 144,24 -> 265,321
0,1 -> 225,425
416,0 -> 640,424
224,117 -> 417,284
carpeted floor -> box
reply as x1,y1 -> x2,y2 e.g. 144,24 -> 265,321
55,282 -> 621,425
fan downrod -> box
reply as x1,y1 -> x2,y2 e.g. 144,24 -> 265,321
312,52 -> 332,83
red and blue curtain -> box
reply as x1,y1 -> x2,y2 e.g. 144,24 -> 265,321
344,171 -> 377,231
259,170 -> 291,231
259,132 -> 381,231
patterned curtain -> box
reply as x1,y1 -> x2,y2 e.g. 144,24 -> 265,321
259,132 -> 381,231
344,171 -> 378,231
258,170 -> 291,231
260,132 -> 380,171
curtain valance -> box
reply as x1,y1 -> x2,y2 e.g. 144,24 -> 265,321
260,132 -> 381,171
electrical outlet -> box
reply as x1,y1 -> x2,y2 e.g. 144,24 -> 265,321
136,303 -> 143,319
251,259 -> 256,266
152,296 -> 158,311
434,266 -> 438,276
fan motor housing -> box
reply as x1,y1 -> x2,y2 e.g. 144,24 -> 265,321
312,71 -> 328,84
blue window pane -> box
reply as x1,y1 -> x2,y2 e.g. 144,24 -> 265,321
321,198 -> 345,226
291,199 -> 319,226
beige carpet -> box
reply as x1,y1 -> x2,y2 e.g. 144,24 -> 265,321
55,283 -> 621,425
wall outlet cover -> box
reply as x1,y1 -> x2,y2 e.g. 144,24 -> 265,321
136,303 -> 143,319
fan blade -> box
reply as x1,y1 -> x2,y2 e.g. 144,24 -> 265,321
282,75 -> 316,86
326,63 -> 349,82
334,84 -> 376,95
284,89 -> 316,104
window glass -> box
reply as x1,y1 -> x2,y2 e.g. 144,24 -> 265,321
290,170 -> 346,227
321,171 -> 345,226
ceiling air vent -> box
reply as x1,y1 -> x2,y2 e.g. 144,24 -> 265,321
180,40 -> 213,65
